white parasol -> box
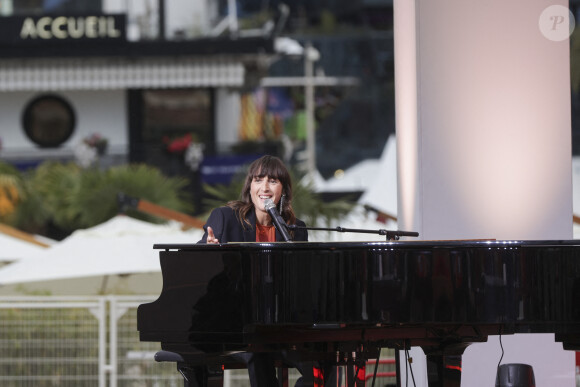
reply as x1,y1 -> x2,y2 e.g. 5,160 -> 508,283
0,224 -> 54,263
0,215 -> 203,294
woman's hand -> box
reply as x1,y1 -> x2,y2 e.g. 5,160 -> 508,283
206,226 -> 220,244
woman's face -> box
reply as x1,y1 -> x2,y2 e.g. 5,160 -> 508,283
250,175 -> 283,213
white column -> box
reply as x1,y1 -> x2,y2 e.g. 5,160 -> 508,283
394,0 -> 421,235
394,0 -> 575,385
304,42 -> 318,175
396,0 -> 573,241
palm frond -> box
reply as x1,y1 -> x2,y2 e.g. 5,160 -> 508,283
27,162 -> 84,231
291,171 -> 355,226
13,161 -> 193,235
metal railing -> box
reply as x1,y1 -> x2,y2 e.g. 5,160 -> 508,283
0,296 -> 397,386
0,295 -> 180,387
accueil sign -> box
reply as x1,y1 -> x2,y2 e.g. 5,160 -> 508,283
0,15 -> 126,44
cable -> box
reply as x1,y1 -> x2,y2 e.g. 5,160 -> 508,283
405,346 -> 409,387
405,348 -> 417,387
498,334 -> 504,368
370,354 -> 380,387
497,325 -> 504,383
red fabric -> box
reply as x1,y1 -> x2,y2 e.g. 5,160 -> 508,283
256,224 -> 275,242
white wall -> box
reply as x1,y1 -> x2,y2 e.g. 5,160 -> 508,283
103,0 -> 211,40
165,0 -> 209,38
214,88 -> 241,153
0,90 -> 127,158
394,0 -> 575,385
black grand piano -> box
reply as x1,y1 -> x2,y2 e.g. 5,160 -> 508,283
137,240 -> 580,386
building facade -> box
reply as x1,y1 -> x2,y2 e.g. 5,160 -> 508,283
0,0 -> 279,177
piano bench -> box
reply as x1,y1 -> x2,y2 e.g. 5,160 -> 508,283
154,350 -> 224,387
155,350 -> 185,363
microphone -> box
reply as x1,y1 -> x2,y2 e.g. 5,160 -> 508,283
263,198 -> 292,242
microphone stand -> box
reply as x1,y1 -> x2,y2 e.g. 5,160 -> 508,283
287,225 -> 419,241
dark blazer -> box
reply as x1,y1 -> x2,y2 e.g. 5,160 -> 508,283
198,206 -> 308,243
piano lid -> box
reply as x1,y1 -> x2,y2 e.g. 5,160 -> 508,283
153,239 -> 580,250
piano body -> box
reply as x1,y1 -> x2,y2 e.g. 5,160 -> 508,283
137,241 -> 580,386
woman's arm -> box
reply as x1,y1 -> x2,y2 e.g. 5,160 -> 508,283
198,207 -> 226,244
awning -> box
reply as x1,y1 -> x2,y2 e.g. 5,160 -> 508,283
0,57 -> 246,90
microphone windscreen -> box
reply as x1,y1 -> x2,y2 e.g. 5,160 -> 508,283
263,198 -> 276,210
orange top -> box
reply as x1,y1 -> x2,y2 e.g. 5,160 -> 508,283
256,223 -> 276,242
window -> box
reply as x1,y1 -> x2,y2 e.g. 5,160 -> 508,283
22,94 -> 76,147
9,0 -> 102,15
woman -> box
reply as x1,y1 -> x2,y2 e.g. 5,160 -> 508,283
199,155 -> 308,244
197,155 -> 312,386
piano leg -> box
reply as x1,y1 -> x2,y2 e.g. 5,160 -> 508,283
247,353 -> 279,387
425,353 -> 462,387
293,362 -> 315,386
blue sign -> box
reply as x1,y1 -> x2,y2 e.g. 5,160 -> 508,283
200,154 -> 261,185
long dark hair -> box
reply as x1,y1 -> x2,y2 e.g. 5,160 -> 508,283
227,155 -> 297,229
